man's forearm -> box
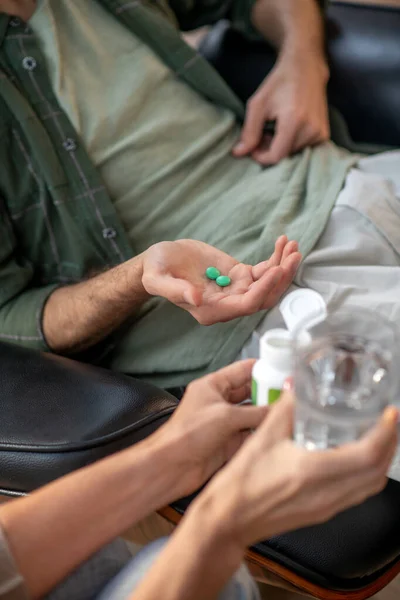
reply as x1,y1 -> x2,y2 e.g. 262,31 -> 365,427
0,431 -> 186,599
43,254 -> 149,353
252,0 -> 327,69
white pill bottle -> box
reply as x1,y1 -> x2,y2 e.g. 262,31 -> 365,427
251,329 -> 292,406
251,289 -> 327,407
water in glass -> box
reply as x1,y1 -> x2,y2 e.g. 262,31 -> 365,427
293,309 -> 397,450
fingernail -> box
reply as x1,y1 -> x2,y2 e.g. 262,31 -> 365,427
234,142 -> 245,152
283,377 -> 293,392
384,407 -> 399,425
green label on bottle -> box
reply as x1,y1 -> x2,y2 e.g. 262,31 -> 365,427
252,380 -> 282,406
251,379 -> 258,405
268,388 -> 282,405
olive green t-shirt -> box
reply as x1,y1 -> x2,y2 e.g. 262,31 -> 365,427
29,0 -> 356,387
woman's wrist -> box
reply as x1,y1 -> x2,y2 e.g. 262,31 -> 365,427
130,480 -> 246,600
179,486 -> 246,574
188,472 -> 247,558
123,428 -> 192,509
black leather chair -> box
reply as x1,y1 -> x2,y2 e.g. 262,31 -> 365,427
0,342 -> 178,496
1,3 -> 400,599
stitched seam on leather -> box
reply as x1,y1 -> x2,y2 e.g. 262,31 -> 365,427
0,407 -> 176,452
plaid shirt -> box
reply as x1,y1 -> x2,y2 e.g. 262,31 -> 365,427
0,0 -> 325,354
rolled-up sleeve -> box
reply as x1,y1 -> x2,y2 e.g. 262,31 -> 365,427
0,526 -> 28,600
0,199 -> 58,352
169,0 -> 327,35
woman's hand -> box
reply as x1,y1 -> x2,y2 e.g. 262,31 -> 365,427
153,360 -> 267,498
142,236 -> 301,325
197,387 -> 398,549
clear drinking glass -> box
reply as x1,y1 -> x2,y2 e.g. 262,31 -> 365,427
292,307 -> 398,450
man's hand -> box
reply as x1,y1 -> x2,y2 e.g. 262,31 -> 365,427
233,54 -> 330,165
142,236 -> 301,325
203,388 -> 398,549
43,235 -> 299,353
233,0 -> 331,166
155,359 -> 267,498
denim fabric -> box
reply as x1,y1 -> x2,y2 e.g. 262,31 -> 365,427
97,537 -> 261,600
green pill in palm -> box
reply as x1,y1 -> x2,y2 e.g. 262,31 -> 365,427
216,275 -> 231,287
206,266 -> 220,280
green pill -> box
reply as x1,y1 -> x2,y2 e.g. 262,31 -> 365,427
216,275 -> 231,287
205,266 -> 220,280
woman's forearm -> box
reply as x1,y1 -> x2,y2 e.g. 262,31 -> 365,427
0,432 -> 185,599
131,491 -> 244,600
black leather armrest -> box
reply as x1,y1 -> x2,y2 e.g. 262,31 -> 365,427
0,342 -> 177,495
172,477 -> 400,591
200,2 -> 400,147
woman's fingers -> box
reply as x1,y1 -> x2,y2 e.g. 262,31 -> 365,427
306,406 -> 398,485
254,391 -> 295,448
231,404 -> 270,433
228,383 -> 252,404
205,359 -> 256,399
358,406 -> 399,460
345,405 -> 398,474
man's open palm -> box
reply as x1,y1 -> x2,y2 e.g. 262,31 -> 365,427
142,236 -> 301,325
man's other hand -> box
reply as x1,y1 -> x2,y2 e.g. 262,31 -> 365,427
233,52 -> 330,165
142,236 -> 301,325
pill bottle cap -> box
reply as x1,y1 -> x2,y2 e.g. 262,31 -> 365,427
260,328 -> 293,370
279,289 -> 327,334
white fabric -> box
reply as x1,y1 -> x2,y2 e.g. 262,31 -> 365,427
240,151 -> 400,479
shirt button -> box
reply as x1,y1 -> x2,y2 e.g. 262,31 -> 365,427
10,17 -> 21,27
63,138 -> 77,152
102,228 -> 117,240
22,56 -> 37,71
